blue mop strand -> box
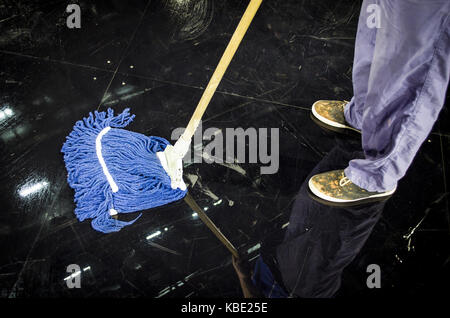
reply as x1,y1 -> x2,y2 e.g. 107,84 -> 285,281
61,108 -> 187,233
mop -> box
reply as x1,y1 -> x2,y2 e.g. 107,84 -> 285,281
61,0 -> 263,233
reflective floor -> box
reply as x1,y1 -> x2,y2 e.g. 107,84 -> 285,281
0,0 -> 449,297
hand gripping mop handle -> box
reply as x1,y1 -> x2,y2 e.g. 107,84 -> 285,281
174,0 -> 263,157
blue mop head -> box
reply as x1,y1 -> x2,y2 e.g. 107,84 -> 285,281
61,108 -> 187,233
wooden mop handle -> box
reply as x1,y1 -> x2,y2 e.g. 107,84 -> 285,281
182,0 -> 263,141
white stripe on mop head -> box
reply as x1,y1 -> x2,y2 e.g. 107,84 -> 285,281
96,126 -> 119,193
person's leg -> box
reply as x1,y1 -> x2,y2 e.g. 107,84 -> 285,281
310,0 -> 377,134
345,0 -> 450,192
344,0 -> 379,131
278,147 -> 386,297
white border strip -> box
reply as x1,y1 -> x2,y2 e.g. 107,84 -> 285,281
96,127 -> 119,193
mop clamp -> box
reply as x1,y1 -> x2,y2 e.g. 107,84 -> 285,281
156,135 -> 191,191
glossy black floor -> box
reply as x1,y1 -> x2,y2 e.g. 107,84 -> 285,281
0,0 -> 448,298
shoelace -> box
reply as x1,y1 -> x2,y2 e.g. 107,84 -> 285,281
339,176 -> 351,187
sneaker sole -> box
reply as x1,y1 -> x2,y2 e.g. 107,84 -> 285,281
307,178 -> 396,207
311,101 -> 361,135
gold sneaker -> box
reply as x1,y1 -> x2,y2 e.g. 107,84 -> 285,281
311,100 -> 361,134
308,169 -> 396,206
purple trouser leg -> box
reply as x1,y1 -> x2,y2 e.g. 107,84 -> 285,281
344,0 -> 377,130
344,0 -> 450,192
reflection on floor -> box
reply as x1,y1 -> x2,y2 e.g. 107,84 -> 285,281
0,0 -> 448,297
